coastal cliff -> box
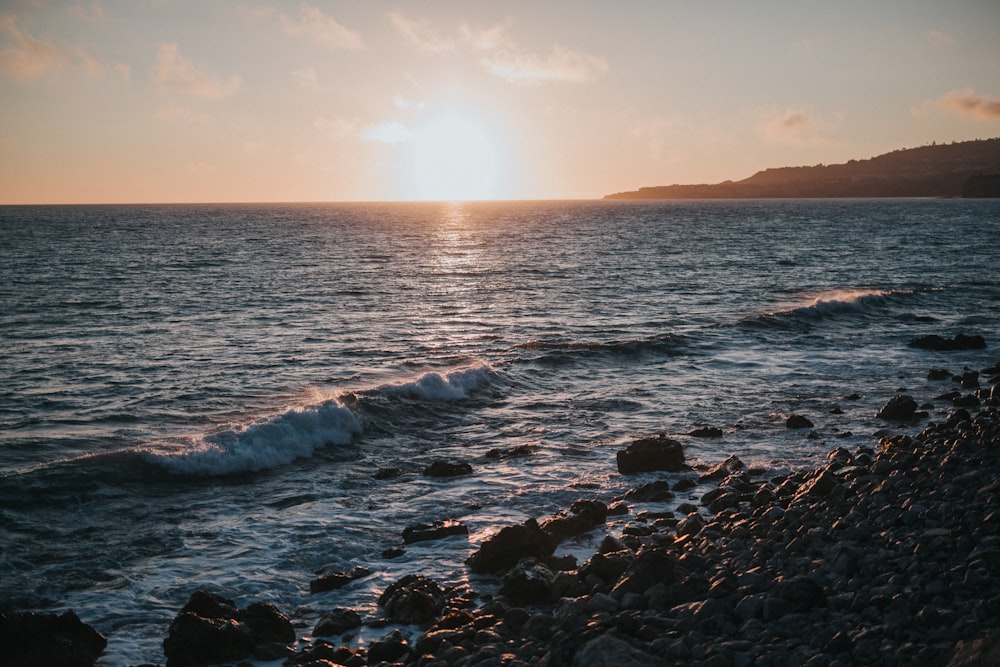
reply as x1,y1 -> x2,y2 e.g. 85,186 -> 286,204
605,138 -> 1000,199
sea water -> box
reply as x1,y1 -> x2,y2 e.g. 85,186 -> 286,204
1,199 -> 998,664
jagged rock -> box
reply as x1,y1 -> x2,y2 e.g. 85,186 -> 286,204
928,368 -> 952,380
402,519 -> 469,544
541,499 -> 608,543
422,460 -> 473,477
485,444 -> 536,460
367,629 -> 411,664
466,518 -> 556,574
688,426 -> 724,438
373,467 -> 401,480
0,611 -> 107,667
786,414 -> 814,429
621,480 -> 673,502
876,394 -> 918,421
313,608 -> 362,637
699,455 -> 746,482
239,602 -> 295,645
310,566 -> 371,593
377,575 -> 445,625
499,557 -> 556,605
616,434 -> 688,474
571,633 -> 664,666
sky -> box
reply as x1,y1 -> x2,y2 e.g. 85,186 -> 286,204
1,0 -> 999,204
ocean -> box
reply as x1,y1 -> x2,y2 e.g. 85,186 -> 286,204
1,199 -> 998,664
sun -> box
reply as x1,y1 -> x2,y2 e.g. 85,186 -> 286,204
410,112 -> 501,201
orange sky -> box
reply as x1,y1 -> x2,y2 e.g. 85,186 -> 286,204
1,1 -> 999,203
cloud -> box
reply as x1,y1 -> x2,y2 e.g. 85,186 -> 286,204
152,43 -> 241,99
281,4 -> 363,51
361,120 -> 413,144
315,117 -> 359,140
0,14 -> 69,80
481,44 -> 608,85
292,67 -> 319,91
388,11 -> 454,53
760,108 -> 834,147
932,89 -> 1000,121
393,94 -> 424,111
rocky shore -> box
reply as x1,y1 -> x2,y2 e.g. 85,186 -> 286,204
3,362 -> 999,667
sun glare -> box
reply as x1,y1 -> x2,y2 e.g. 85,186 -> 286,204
410,113 -> 501,201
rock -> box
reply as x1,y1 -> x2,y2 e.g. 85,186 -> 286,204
794,469 -> 839,498
485,444 -> 536,460
908,333 -> 987,351
422,460 -> 473,477
699,455 -> 746,482
313,608 -> 362,637
688,426 -> 724,438
771,576 -> 826,613
622,480 -> 673,503
500,557 -> 555,605
571,632 -> 665,666
0,611 -> 107,667
310,566 -> 371,593
961,370 -> 981,388
373,467 -> 401,480
876,394 -> 918,421
402,519 -> 469,544
239,602 -> 295,645
616,434 -> 688,474
377,575 -> 446,625
541,499 -> 608,543
612,547 -> 678,595
786,414 -> 814,429
929,368 -> 952,381
382,545 -> 405,559
367,628 -> 411,664
466,518 -> 556,574
948,637 -> 1000,666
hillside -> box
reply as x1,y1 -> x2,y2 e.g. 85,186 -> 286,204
604,138 -> 1000,199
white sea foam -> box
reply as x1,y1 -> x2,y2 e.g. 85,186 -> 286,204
377,363 -> 493,401
144,399 -> 362,475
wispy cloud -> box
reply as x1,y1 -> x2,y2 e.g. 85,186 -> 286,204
393,94 -> 424,111
281,4 -> 363,51
388,11 -> 454,53
152,43 -> 241,99
361,120 -> 413,144
759,108 -> 835,147
481,44 -> 607,85
931,89 -> 1000,121
314,117 -> 359,140
0,14 -> 69,80
292,67 -> 319,91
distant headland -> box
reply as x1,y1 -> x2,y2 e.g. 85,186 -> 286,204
604,137 -> 1000,199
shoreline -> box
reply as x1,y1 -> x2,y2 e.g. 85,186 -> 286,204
3,363 -> 999,667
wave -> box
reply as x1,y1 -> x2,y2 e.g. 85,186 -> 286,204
371,364 -> 494,401
142,398 -> 362,476
515,333 -> 688,364
742,288 -> 918,329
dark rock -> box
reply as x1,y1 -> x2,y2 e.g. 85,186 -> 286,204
179,589 -> 237,620
313,608 -> 362,637
948,636 -> 1000,666
0,611 -> 107,667
616,434 -> 688,474
571,632 -> 664,666
541,499 -> 608,543
466,518 -> 556,574
612,547 -> 678,595
485,444 -> 536,460
367,628 -> 411,664
621,480 -> 673,503
310,566 -> 370,593
954,394 -> 981,408
673,477 -> 698,492
794,469 -> 839,498
163,613 -> 253,667
771,576 -> 826,613
688,426 -> 724,438
961,370 -> 981,388
422,460 -> 473,477
908,333 -> 986,351
699,455 -> 746,482
499,558 -> 555,605
377,575 -> 446,625
373,467 -> 401,480
402,519 -> 469,544
786,414 -> 814,429
239,601 -> 295,645
382,545 -> 405,559
929,368 -> 952,381
876,394 -> 918,421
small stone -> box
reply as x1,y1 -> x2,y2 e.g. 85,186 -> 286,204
786,414 -> 814,429
422,460 -> 473,477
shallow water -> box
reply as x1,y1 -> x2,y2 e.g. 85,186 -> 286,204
1,199 -> 998,664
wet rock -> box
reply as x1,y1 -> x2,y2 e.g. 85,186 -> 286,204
621,480 -> 674,503
786,414 -> 814,429
771,576 -> 826,613
676,512 -> 706,537
377,575 -> 446,625
929,368 -> 952,381
382,545 -> 405,559
876,394 -> 918,421
402,519 -> 469,544
0,610 -> 107,667
313,608 -> 362,637
310,566 -> 371,593
948,636 -> 1000,666
794,469 -> 839,498
422,460 -> 473,477
239,601 -> 295,645
688,426 -> 724,438
616,434 -> 688,474
699,455 -> 746,483
961,370 -> 981,389
373,467 -> 401,480
367,628 -> 411,664
908,333 -> 986,351
612,547 -> 678,595
485,444 -> 537,460
466,518 -> 556,574
541,499 -> 608,543
500,557 -> 556,605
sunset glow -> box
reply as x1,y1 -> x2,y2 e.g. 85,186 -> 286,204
1,2 -> 998,203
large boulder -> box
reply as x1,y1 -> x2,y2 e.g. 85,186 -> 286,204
0,611 -> 107,667
876,395 -> 918,421
540,499 -> 608,543
500,558 -> 556,605
466,518 -> 556,574
616,435 -> 688,474
377,575 -> 446,625
313,608 -> 362,637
